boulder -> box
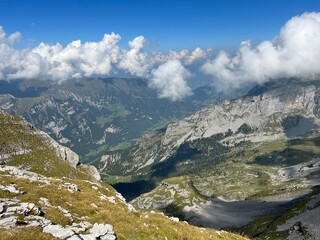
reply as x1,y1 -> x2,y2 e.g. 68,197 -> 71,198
0,216 -> 16,228
43,224 -> 75,239
89,223 -> 114,237
81,165 -> 101,181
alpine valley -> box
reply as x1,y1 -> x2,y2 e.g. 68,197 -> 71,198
2,77 -> 320,240
111,78 -> 320,239
0,77 -> 244,176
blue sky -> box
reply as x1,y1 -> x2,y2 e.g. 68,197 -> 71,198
1,0 -> 320,51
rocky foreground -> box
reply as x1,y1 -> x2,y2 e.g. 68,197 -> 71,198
0,165 -> 116,240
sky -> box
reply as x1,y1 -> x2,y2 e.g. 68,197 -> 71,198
1,0 -> 319,50
0,0 -> 320,100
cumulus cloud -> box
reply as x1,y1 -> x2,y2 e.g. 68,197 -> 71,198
0,26 -> 212,100
149,60 -> 192,101
202,12 -> 320,91
119,36 -> 151,77
0,26 -> 21,44
0,31 -> 121,82
7,31 -> 21,44
185,47 -> 208,65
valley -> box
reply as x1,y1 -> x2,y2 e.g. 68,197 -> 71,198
2,78 -> 320,239
0,78 -> 244,169
114,78 -> 320,239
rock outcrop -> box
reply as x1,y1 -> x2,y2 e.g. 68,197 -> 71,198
0,197 -> 116,240
38,130 -> 80,168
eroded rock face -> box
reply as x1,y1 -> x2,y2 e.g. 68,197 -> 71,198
37,129 -> 102,181
42,222 -> 116,240
115,83 -> 320,175
161,84 -> 317,154
38,130 -> 80,168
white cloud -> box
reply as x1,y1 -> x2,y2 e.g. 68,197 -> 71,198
0,31 -> 121,82
202,12 -> 320,91
0,27 -> 207,101
153,48 -> 208,65
185,47 -> 208,65
119,35 -> 151,77
7,32 -> 21,44
0,26 -> 21,44
149,60 -> 192,101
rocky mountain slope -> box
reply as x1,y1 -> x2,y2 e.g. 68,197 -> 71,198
110,79 -> 320,178
0,78 -> 245,175
0,110 -> 99,180
112,79 -> 320,239
0,111 -> 246,240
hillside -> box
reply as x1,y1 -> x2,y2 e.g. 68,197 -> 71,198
0,111 -> 246,240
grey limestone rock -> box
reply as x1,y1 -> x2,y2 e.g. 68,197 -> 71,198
43,224 -> 76,239
81,164 -> 101,181
0,216 -> 16,228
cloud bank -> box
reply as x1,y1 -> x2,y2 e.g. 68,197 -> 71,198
0,32 -> 121,82
202,12 -> 320,91
0,12 -> 320,100
0,27 -> 209,100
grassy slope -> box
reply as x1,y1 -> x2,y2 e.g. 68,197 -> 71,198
0,112 -> 89,179
191,137 -> 320,200
0,111 -> 247,240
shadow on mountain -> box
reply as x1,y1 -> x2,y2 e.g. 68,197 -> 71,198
0,80 -> 48,98
226,185 -> 320,237
286,136 -> 320,147
282,115 -> 315,138
113,144 -> 201,201
112,179 -> 157,202
150,144 -> 201,179
163,203 -> 185,220
252,148 -> 317,167
162,191 -> 305,230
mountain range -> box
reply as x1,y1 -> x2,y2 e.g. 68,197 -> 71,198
2,77 -> 320,239
0,78 -> 246,173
